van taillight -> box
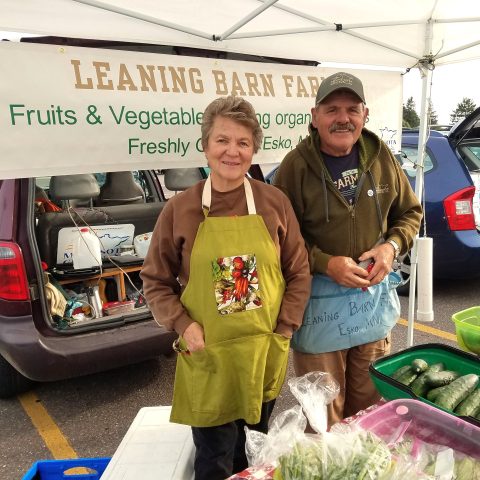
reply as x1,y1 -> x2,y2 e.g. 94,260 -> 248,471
0,242 -> 29,301
443,186 -> 476,231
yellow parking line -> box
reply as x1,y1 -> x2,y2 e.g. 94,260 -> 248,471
397,318 -> 457,342
18,391 -> 78,460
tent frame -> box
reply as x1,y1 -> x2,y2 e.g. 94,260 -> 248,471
9,0 -> 480,344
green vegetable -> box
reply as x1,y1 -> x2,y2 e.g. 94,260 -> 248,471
435,374 -> 480,411
391,365 -> 411,380
424,370 -> 460,387
277,431 -> 391,480
410,358 -> 429,373
454,388 -> 480,417
426,385 -> 448,402
396,368 -> 418,386
454,455 -> 480,480
410,362 -> 445,397
273,468 -> 283,480
356,437 -> 391,480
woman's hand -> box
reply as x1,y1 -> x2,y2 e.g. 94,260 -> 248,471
274,323 -> 293,339
183,322 -> 205,352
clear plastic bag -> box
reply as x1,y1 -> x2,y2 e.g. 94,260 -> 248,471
246,405 -> 306,468
246,372 -> 393,479
287,371 -> 339,434
246,371 -> 480,479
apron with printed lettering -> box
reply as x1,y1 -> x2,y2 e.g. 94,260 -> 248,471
170,177 -> 288,427
291,272 -> 401,354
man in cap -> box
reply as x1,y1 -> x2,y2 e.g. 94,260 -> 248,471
274,72 -> 422,427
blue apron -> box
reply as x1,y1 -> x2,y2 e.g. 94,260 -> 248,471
291,272 -> 401,354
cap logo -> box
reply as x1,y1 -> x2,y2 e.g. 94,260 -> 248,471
330,73 -> 353,87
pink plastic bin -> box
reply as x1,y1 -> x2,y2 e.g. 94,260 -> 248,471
355,398 -> 480,459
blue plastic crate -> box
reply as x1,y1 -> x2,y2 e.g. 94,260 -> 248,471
22,457 -> 110,480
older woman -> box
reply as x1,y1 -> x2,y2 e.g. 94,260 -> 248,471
141,96 -> 310,480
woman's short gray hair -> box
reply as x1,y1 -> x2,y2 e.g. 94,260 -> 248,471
201,96 -> 263,153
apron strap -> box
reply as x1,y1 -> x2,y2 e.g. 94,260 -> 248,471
202,176 -> 256,216
244,178 -> 256,215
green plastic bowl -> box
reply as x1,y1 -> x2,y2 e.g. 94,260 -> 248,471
452,306 -> 480,355
369,343 -> 480,427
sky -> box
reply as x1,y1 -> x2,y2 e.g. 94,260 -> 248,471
402,60 -> 480,125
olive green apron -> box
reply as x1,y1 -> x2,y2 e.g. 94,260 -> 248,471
170,177 -> 288,427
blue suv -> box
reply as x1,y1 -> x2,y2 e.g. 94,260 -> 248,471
398,107 -> 480,287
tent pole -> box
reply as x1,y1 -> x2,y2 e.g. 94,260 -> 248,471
407,20 -> 434,347
72,0 -> 212,40
217,0 -> 279,40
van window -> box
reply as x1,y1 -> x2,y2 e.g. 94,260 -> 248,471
155,168 -> 208,199
35,171 -> 154,206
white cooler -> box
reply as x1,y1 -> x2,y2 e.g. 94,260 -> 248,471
100,406 -> 194,480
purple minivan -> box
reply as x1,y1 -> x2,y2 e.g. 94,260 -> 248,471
0,169 -> 195,397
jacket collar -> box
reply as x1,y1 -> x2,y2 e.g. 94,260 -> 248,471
298,124 -> 382,177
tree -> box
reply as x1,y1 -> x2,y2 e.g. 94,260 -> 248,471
450,97 -> 476,124
403,96 -> 420,128
427,100 -> 438,125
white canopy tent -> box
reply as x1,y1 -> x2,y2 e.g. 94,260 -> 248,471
2,0 -> 480,342
2,0 -> 480,67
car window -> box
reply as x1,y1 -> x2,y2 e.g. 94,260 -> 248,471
35,171 -> 154,204
469,146 -> 480,160
463,146 -> 480,170
35,176 -> 51,190
397,147 -> 434,178
155,168 -> 208,199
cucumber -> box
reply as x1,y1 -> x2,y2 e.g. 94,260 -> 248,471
396,368 -> 418,386
426,385 -> 448,402
424,370 -> 460,387
411,358 -> 429,373
454,388 -> 480,417
391,365 -> 411,380
435,374 -> 480,411
410,362 -> 445,398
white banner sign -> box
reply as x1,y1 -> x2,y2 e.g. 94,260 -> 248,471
0,42 -> 402,179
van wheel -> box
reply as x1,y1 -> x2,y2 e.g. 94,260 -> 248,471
394,251 -> 411,296
0,355 -> 34,398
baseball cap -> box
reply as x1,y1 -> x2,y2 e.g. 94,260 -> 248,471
315,72 -> 366,105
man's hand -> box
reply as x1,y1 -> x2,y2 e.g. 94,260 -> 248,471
182,321 -> 205,352
326,255 -> 370,288
358,242 -> 396,286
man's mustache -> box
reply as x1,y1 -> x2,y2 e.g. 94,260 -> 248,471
329,123 -> 355,133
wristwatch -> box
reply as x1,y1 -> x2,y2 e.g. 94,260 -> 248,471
387,239 -> 400,259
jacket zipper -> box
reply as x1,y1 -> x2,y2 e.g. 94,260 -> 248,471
350,172 -> 367,257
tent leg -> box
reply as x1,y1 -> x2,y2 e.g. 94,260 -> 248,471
407,236 -> 418,347
408,35 -> 434,346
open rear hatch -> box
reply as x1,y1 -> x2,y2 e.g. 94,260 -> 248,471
32,171 -> 162,331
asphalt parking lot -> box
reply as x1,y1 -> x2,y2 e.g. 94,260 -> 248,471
2,276 -> 479,480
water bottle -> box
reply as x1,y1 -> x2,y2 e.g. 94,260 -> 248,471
73,227 -> 102,269
87,285 -> 103,318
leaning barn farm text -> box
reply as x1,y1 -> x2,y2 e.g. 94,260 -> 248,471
70,60 -> 323,98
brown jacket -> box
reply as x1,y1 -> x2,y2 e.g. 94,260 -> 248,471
274,126 -> 423,273
140,179 -> 311,338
